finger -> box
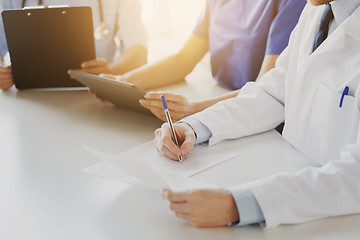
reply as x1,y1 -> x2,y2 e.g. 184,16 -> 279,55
155,131 -> 180,160
155,134 -> 162,153
95,94 -> 109,103
0,67 -> 11,73
175,212 -> 194,222
155,128 -> 161,136
155,131 -> 173,156
160,126 -> 182,157
81,58 -> 108,68
139,102 -> 164,117
151,110 -> 167,122
0,81 -> 13,90
144,92 -> 168,100
155,114 -> 167,122
162,190 -> 189,202
140,99 -> 186,113
0,74 -> 13,80
0,83 -> 13,91
89,89 -> 99,97
82,67 -> 109,76
140,98 -> 163,109
180,129 -> 196,156
100,74 -> 116,79
159,144 -> 181,160
140,101 -> 167,121
0,79 -> 13,85
170,202 -> 192,214
143,93 -> 188,112
145,92 -> 185,102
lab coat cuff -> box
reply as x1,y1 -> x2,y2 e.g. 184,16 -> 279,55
179,117 -> 212,145
229,187 -> 265,226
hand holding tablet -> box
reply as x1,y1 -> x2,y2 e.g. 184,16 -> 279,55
68,70 -> 152,115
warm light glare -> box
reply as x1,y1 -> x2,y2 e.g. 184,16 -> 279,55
141,0 -> 206,38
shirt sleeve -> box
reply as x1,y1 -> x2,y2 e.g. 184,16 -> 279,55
265,0 -> 306,55
115,0 -> 148,51
193,0 -> 209,40
180,117 -> 212,145
229,187 -> 265,226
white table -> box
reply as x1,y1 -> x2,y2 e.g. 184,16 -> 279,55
1,65 -> 359,240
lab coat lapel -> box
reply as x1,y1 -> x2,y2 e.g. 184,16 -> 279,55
309,5 -> 360,58
296,6 -> 321,70
346,5 -> 360,42
297,5 -> 360,87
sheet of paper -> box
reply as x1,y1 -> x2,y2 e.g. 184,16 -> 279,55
82,161 -> 151,189
83,146 -> 216,191
118,141 -> 241,177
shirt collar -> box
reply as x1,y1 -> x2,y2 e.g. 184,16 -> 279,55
331,0 -> 360,26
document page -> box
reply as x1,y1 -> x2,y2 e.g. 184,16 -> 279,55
82,140 -> 241,190
83,146 -> 216,191
117,141 -> 240,177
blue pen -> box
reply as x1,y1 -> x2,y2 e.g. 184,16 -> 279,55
160,95 -> 183,163
339,86 -> 349,108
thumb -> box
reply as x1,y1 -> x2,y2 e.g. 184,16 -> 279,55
81,59 -> 107,68
180,130 -> 195,156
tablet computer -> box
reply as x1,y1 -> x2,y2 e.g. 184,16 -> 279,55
2,7 -> 95,89
68,70 -> 152,115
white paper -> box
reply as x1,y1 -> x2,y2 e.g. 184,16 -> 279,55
117,141 -> 240,177
82,140 -> 241,191
82,161 -> 151,189
83,146 -> 216,191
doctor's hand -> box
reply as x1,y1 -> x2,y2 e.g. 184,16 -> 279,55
78,58 -> 111,75
162,189 -> 239,228
154,122 -> 196,161
0,66 -> 14,91
140,92 -> 196,122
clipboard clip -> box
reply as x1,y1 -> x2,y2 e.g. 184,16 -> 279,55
23,5 -> 69,10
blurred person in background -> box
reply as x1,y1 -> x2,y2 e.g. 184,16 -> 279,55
0,0 -> 148,91
103,0 -> 306,122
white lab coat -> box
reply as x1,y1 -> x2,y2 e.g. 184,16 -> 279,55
190,4 -> 360,228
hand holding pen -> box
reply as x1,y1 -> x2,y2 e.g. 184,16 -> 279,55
155,95 -> 196,163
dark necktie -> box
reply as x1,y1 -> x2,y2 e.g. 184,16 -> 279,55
312,4 -> 334,52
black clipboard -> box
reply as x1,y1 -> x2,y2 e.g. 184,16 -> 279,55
1,7 -> 96,89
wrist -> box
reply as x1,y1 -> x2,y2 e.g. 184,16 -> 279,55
191,101 -> 206,115
226,191 -> 240,224
229,193 -> 240,224
191,100 -> 215,114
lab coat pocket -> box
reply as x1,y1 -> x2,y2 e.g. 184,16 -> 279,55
309,82 -> 357,163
